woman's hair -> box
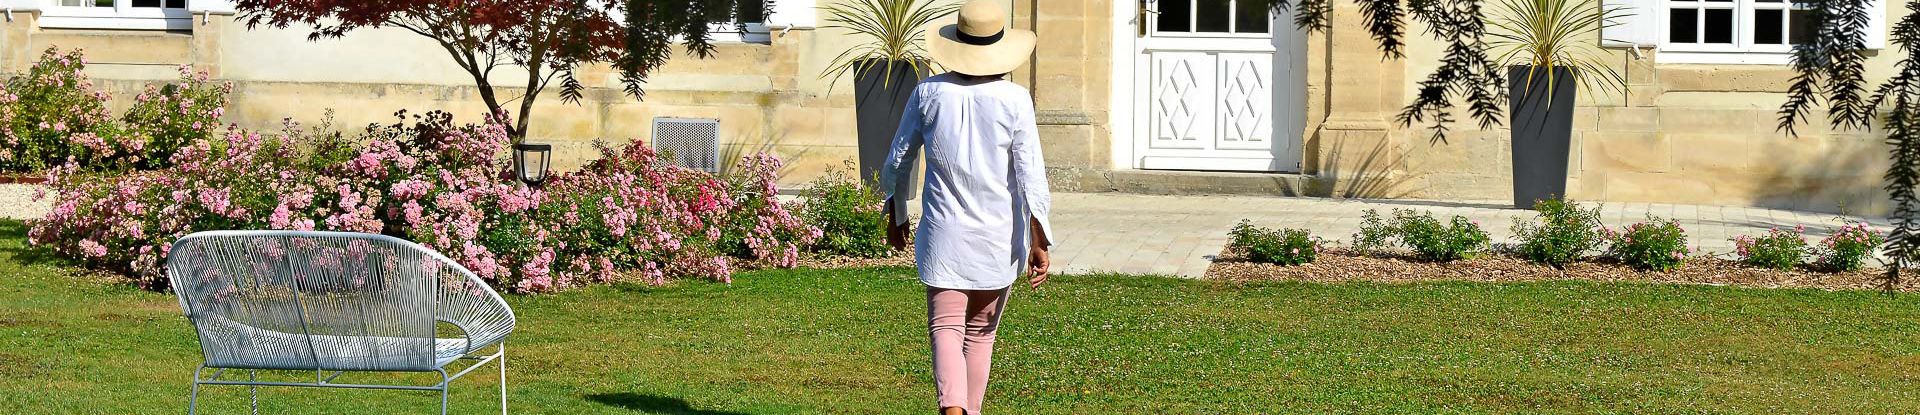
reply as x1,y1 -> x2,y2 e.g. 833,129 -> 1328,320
958,72 -> 1008,82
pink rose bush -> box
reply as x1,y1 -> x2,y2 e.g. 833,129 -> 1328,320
30,111 -> 819,292
0,48 -> 115,173
1815,221 -> 1884,272
0,47 -> 230,173
1601,216 -> 1689,272
1732,226 -> 1812,271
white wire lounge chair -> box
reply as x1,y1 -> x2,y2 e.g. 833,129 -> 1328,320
167,230 -> 516,415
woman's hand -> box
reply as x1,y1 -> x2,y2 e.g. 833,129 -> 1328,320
1027,217 -> 1050,288
884,198 -> 909,251
1027,245 -> 1050,289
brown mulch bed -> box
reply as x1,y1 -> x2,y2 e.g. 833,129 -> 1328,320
1207,248 -> 1917,292
795,246 -> 916,269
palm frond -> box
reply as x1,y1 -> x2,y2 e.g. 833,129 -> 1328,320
819,0 -> 961,91
1483,0 -> 1630,108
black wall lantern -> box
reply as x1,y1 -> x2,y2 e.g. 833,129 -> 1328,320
512,142 -> 552,187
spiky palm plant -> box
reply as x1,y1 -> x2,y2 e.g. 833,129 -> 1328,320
819,0 -> 961,89
1483,0 -> 1629,105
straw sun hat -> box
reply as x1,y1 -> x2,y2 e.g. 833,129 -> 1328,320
929,0 -> 1036,76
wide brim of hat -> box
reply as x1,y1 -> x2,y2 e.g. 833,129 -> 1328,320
929,23 -> 1037,76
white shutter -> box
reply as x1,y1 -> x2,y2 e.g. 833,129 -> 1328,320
1867,0 -> 1888,49
189,0 -> 236,14
767,0 -> 815,27
0,0 -> 51,11
1601,0 -> 1661,48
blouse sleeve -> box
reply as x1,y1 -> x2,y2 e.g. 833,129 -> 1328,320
880,86 -> 925,226
1009,96 -> 1054,247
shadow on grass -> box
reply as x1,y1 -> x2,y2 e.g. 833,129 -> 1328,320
585,393 -> 754,415
0,219 -> 67,267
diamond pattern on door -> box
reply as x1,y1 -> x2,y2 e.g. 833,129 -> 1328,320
1149,53 -> 1212,149
1217,55 -> 1273,150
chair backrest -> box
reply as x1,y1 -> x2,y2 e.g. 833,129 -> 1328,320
166,230 -> 490,371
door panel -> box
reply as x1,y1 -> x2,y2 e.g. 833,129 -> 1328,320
1216,53 -> 1272,151
1149,53 -> 1213,150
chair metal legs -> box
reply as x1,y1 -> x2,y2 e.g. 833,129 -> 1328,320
498,343 -> 508,415
188,366 -> 206,415
248,370 -> 260,415
185,344 -> 508,414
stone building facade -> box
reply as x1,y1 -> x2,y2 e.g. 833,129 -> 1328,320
0,0 -> 1900,214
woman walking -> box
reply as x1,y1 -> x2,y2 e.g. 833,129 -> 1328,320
878,1 -> 1052,414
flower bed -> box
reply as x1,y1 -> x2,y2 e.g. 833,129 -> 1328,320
1209,247 -> 1911,292
28,112 -> 819,292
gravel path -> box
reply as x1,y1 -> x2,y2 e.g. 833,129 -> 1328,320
0,184 -> 48,221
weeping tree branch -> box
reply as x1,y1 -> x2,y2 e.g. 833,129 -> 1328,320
1771,0 -> 1910,290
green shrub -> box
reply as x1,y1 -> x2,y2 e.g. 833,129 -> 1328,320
800,163 -> 891,258
1816,221 -> 1884,272
1350,209 -> 1394,255
1511,198 -> 1605,267
1732,226 -> 1810,271
1229,220 -> 1320,266
1605,216 -> 1689,272
1392,209 -> 1491,262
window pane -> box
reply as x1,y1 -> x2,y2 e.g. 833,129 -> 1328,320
132,0 -> 160,7
1197,0 -> 1231,32
1789,10 -> 1818,44
59,0 -> 111,6
1704,8 -> 1733,43
1670,8 -> 1698,43
168,0 -> 185,8
1755,9 -> 1784,44
1235,0 -> 1271,33
1159,0 -> 1192,32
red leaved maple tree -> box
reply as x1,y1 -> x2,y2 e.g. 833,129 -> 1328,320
235,0 -> 768,140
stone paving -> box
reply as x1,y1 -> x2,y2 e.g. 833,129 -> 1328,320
0,184 -> 48,221
1044,193 -> 1890,278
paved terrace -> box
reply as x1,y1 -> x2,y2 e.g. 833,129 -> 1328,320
1046,193 -> 1889,278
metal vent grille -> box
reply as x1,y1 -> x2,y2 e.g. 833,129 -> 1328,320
652,117 -> 720,173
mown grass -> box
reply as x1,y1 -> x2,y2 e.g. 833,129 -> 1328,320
3,218 -> 1920,414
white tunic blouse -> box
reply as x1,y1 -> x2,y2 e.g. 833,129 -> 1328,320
881,73 -> 1055,291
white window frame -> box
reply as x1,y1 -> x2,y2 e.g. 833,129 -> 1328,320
41,0 -> 197,30
1651,0 -> 1885,64
707,0 -> 814,43
1146,0 -> 1279,40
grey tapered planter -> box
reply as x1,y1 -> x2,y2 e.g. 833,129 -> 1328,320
1508,65 -> 1577,210
853,59 -> 928,198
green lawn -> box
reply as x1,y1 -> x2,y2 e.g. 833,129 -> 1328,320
5,219 -> 1920,414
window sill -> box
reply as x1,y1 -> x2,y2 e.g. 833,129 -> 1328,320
707,31 -> 773,44
1655,50 -> 1794,65
38,16 -> 191,31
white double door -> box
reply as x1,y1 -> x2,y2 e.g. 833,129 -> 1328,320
1132,0 -> 1305,172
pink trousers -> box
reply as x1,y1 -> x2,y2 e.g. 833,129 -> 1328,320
926,286 -> 1010,415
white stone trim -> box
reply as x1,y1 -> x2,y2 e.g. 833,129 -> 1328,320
1109,0 -> 1137,170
